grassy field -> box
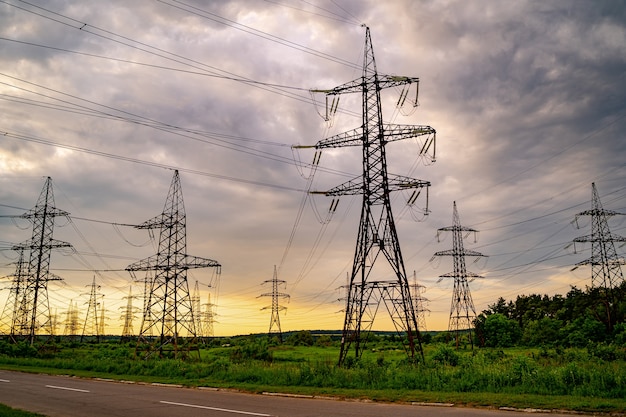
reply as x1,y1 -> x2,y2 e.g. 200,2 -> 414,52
0,403 -> 46,417
0,339 -> 625,414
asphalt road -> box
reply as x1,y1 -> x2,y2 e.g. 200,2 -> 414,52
0,370 -> 571,417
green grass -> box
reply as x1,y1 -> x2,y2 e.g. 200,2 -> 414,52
1,341 -> 625,414
0,403 -> 46,417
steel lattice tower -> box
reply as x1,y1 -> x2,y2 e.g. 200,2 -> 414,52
258,265 -> 289,342
11,177 -> 71,344
573,183 -> 625,331
120,286 -> 137,342
81,276 -> 101,342
0,248 -> 26,336
126,170 -> 221,358
296,26 -> 436,365
411,271 -> 429,331
433,202 -> 485,349
201,293 -> 215,338
63,300 -> 79,340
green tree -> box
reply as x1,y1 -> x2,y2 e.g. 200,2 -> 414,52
483,313 -> 521,347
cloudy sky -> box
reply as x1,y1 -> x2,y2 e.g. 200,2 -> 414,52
1,0 -> 625,337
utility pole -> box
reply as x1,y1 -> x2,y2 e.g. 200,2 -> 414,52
126,170 -> 221,358
573,183 -> 626,332
11,177 -> 71,345
258,265 -> 289,342
81,276 -> 101,342
433,202 -> 486,349
295,26 -> 435,365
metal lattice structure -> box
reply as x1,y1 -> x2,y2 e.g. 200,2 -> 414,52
63,300 -> 80,340
81,276 -> 101,342
573,183 -> 626,331
126,170 -> 221,358
433,202 -> 486,349
0,248 -> 27,336
258,265 -> 289,342
411,271 -> 429,331
120,286 -> 138,342
11,177 -> 71,344
200,292 -> 216,339
296,26 -> 436,365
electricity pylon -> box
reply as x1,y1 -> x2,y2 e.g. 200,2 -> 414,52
433,202 -> 486,349
81,276 -> 101,342
120,286 -> 138,342
11,177 -> 71,344
126,170 -> 221,358
0,248 -> 26,337
63,300 -> 79,341
411,271 -> 429,331
295,26 -> 435,366
573,183 -> 626,331
201,293 -> 216,338
258,265 -> 289,342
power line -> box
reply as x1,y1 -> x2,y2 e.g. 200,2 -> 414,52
2,130 -> 307,192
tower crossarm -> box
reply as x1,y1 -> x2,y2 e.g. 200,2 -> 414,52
258,292 -> 290,299
577,208 -> 624,217
574,234 -> 626,243
12,239 -> 72,251
575,256 -> 626,267
293,124 -> 435,150
311,75 -> 419,96
438,271 -> 483,279
433,249 -> 486,257
126,254 -> 221,272
312,174 -> 429,197
18,207 -> 70,219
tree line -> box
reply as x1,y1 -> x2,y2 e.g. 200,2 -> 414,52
474,282 -> 626,348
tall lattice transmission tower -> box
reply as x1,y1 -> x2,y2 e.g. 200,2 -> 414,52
10,177 -> 71,344
201,293 -> 216,338
81,276 -> 101,342
573,183 -> 626,331
295,26 -> 435,365
258,265 -> 289,342
433,202 -> 486,349
126,170 -> 221,358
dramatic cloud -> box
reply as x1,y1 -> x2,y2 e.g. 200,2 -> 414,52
1,0 -> 624,335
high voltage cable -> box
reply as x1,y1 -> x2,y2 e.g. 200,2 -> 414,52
158,0 -> 361,69
264,0 -> 360,25
0,75 -> 357,179
2,130 -> 306,192
0,37 -> 313,92
4,0 -> 363,112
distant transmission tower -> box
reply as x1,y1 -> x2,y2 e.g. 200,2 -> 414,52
63,300 -> 80,341
295,26 -> 435,365
201,293 -> 216,338
81,276 -> 101,342
0,248 -> 27,337
120,286 -> 138,342
573,182 -> 626,331
411,271 -> 429,331
126,170 -> 221,358
258,265 -> 289,342
11,177 -> 71,345
433,202 -> 486,349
